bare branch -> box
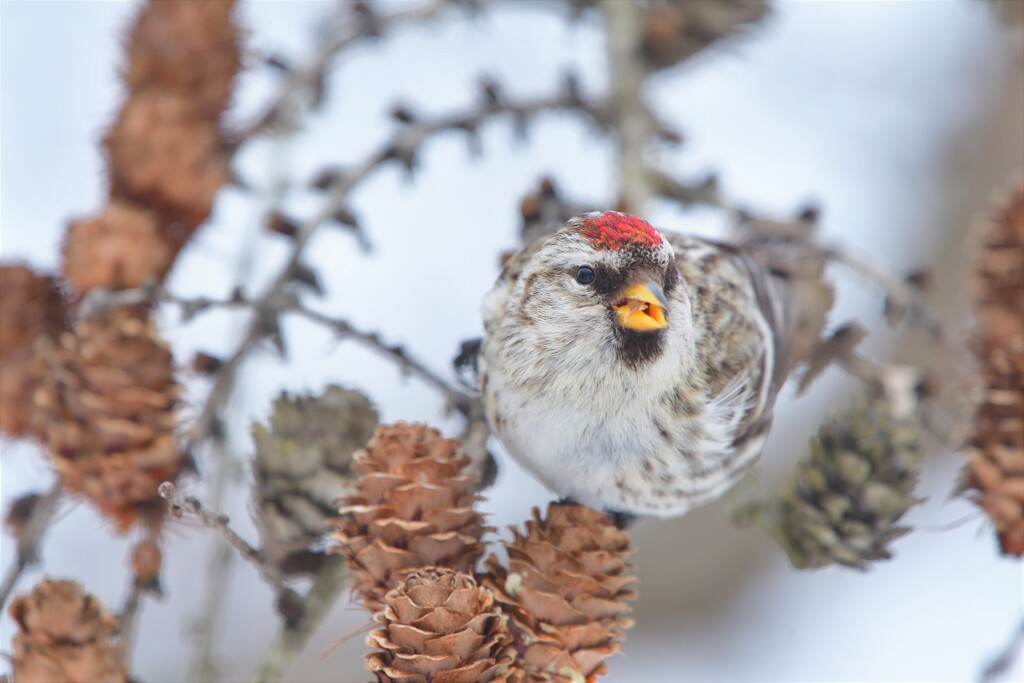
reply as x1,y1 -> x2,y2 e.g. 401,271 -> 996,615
118,526 -> 162,665
601,0 -> 654,212
180,89 -> 598,453
980,617 -> 1024,683
647,167 -> 724,208
236,0 -> 460,141
819,244 -> 950,342
650,164 -> 956,348
158,478 -> 304,679
138,288 -> 470,410
158,482 -> 291,595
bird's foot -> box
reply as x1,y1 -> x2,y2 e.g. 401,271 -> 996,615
606,509 -> 638,529
555,497 -> 637,529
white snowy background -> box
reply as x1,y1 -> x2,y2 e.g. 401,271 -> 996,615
1,1 -> 1022,682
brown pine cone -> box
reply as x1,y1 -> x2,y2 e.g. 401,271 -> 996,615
329,423 -> 488,612
252,385 -> 378,575
62,200 -> 173,293
964,180 -> 1024,557
365,568 -> 518,683
8,579 -> 127,683
124,0 -> 239,119
105,91 -> 230,233
0,264 -> 67,437
483,503 -> 637,682
31,305 -> 186,531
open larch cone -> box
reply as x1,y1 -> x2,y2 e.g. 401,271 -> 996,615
964,180 -> 1024,557
60,0 -> 241,285
483,502 -> 637,682
0,264 -> 67,438
62,200 -> 173,294
106,0 -> 238,231
8,579 -> 127,683
30,305 -> 186,531
105,91 -> 231,236
252,385 -> 378,575
365,568 -> 518,683
329,423 -> 489,612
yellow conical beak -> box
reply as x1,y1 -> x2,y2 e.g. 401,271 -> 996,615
613,280 -> 668,331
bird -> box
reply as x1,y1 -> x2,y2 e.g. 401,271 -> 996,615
475,210 -> 830,524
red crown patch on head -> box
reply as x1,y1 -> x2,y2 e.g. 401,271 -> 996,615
580,212 -> 662,251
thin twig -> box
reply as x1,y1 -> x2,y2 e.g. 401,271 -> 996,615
819,244 -> 949,342
188,538 -> 232,683
118,581 -> 144,661
0,484 -> 61,610
158,482 -> 295,604
161,477 -> 305,683
649,164 -> 956,349
236,0 -> 459,142
179,89 -> 598,455
249,555 -> 351,683
184,206 -> 265,682
647,166 -> 725,208
118,525 -> 161,664
980,617 -> 1024,683
166,290 -> 467,405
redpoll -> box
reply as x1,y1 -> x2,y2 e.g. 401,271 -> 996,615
478,211 -> 828,521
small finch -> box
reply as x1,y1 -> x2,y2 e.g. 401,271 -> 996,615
477,211 -> 829,522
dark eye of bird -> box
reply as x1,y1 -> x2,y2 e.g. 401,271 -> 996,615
575,266 -> 596,285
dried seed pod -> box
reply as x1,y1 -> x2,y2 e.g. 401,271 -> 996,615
8,579 -> 127,683
31,305 -> 186,531
252,385 -> 378,575
744,399 -> 923,570
483,502 -> 637,682
330,423 -> 488,612
0,265 -> 67,437
62,201 -> 173,293
365,568 -> 517,683
963,180 -> 1024,557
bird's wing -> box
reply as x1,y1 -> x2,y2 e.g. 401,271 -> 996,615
480,238 -> 547,336
664,231 -> 832,447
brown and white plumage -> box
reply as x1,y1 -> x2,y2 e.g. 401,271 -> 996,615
478,211 -> 829,518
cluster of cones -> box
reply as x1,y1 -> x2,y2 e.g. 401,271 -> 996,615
63,0 -> 240,293
0,0 -> 239,532
963,180 -> 1024,557
331,423 -> 637,682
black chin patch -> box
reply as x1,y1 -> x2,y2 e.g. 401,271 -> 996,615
614,327 -> 666,368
